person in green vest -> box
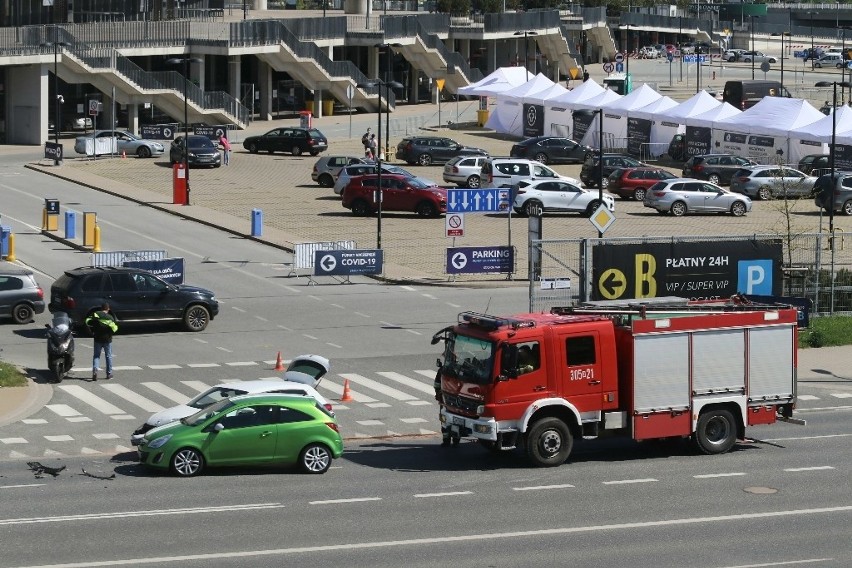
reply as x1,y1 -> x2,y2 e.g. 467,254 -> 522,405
85,302 -> 118,381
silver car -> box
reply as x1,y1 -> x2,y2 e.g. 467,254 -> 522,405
333,163 -> 424,195
729,166 -> 817,200
443,155 -> 488,188
643,178 -> 752,217
740,51 -> 778,64
311,155 -> 366,187
74,130 -> 165,158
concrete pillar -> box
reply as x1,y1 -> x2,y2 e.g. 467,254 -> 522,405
257,59 -> 272,121
190,55 -> 205,91
254,0 -> 267,9
409,62 -> 418,104
228,55 -> 242,106
460,39 -> 471,67
7,65 -> 47,145
489,41 -> 497,74
343,0 -> 367,15
127,102 -> 139,135
101,93 -> 116,130
367,46 -> 380,80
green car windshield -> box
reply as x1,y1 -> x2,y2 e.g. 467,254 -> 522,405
442,334 -> 494,384
183,398 -> 235,427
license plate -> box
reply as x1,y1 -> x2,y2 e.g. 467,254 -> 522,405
452,416 -> 465,426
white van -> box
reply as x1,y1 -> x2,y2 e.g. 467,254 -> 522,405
480,158 -> 583,189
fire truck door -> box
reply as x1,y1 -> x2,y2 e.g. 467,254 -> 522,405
557,332 -> 604,412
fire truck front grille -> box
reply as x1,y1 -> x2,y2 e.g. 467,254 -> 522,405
443,393 -> 479,414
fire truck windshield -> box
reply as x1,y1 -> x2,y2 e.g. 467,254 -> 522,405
443,334 -> 494,384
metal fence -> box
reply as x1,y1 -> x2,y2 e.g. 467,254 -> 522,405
528,233 -> 852,317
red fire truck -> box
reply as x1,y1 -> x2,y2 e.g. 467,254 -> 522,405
431,297 -> 802,467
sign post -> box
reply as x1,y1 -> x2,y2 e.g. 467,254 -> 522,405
346,84 -> 355,139
436,78 -> 445,127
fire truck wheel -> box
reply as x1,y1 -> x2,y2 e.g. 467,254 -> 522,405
526,417 -> 573,467
694,409 -> 737,455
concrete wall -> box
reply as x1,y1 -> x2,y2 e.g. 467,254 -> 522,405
6,65 -> 47,145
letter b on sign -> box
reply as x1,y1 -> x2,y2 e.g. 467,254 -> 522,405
738,260 -> 773,295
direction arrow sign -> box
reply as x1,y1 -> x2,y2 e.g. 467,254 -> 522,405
313,249 -> 383,276
446,189 -> 509,213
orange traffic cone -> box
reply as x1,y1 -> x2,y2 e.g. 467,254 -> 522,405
340,379 -> 353,402
121,150 -> 126,158
274,352 -> 285,372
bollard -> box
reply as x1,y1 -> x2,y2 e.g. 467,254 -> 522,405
64,211 -> 77,240
6,233 -> 15,262
93,224 -> 102,252
251,208 -> 263,237
42,208 -> 48,230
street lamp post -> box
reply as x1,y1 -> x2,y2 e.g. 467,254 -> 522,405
166,56 -> 203,206
679,17 -> 683,82
815,80 -> 851,314
810,11 -> 816,70
750,15 -> 758,81
514,30 -> 538,80
625,24 -> 630,78
377,42 -> 402,161
42,26 -> 68,166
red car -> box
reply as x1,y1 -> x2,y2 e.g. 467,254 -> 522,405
341,174 -> 447,217
607,167 -> 677,201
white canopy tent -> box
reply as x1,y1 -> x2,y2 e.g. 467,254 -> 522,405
712,98 -> 825,163
523,82 -> 569,107
628,95 -> 680,158
579,84 -> 661,150
484,73 -> 556,137
682,102 -> 741,159
457,67 -> 530,97
684,101 -> 741,129
543,79 -> 606,138
786,106 -> 852,159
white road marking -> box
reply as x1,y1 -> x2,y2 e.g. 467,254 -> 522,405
58,385 -> 124,415
303,334 -> 319,340
112,366 -> 143,371
181,381 -> 212,393
399,418 -> 428,424
406,329 -> 422,335
414,491 -> 473,498
318,381 -> 376,403
277,325 -> 293,331
99,384 -> 164,412
231,306 -> 246,313
110,415 -> 136,421
366,402 -> 391,408
216,346 -> 233,352
406,401 -> 433,406
421,293 -> 437,299
379,321 -> 401,328
254,316 -> 268,322
602,478 -> 658,485
148,364 -> 181,370
21,419 -> 47,425
66,417 -> 91,423
330,304 -> 345,309
762,433 -> 852,442
309,497 -> 382,505
356,420 -> 385,426
784,466 -> 835,472
326,343 -> 342,348
377,371 -> 436,395
141,382 -> 192,404
192,338 -> 208,344
339,373 -> 418,401
447,302 -> 461,308
187,363 -> 219,368
693,473 -> 747,479
512,484 -> 575,491
225,361 -> 257,367
353,312 -> 370,318
0,438 -> 27,444
832,393 -> 852,398
44,435 -> 74,442
92,433 -> 120,440
796,394 -> 819,400
0,484 -> 44,489
399,286 -> 416,291
414,369 -> 438,379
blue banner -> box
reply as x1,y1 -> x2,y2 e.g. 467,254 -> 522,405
313,249 -> 383,276
446,246 -> 514,274
123,258 -> 185,284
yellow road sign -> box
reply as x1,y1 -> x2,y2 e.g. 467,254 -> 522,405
598,268 -> 627,300
569,67 -> 581,80
436,79 -> 445,92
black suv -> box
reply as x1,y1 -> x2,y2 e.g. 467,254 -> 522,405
0,267 -> 45,324
395,136 -> 488,166
799,154 -> 830,176
509,136 -> 592,165
48,267 -> 219,332
243,127 -> 328,156
580,153 -> 647,189
681,154 -> 756,185
170,135 -> 221,167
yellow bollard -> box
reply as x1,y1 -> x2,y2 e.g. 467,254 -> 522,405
93,224 -> 102,252
42,208 -> 48,230
6,233 -> 16,262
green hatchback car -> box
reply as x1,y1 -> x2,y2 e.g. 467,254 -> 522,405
137,393 -> 343,477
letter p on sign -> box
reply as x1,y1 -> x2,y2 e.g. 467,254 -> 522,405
738,260 -> 773,295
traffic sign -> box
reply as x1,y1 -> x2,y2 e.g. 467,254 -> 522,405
436,79 -> 445,92
446,246 -> 513,274
615,62 -> 624,73
614,53 -> 624,64
346,84 -> 355,101
446,189 -> 509,213
313,249 -> 383,276
667,52 -> 674,63
589,204 -> 616,234
682,55 -> 707,64
760,61 -> 771,73
445,213 -> 464,237
603,62 -> 614,73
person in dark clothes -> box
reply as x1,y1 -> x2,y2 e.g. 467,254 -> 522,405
85,302 -> 118,381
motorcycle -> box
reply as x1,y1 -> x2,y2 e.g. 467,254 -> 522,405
46,312 -> 75,383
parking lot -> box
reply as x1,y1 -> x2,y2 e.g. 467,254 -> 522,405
31,99 -> 839,283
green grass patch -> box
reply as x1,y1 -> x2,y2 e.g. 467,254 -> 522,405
0,360 -> 28,388
799,316 -> 852,349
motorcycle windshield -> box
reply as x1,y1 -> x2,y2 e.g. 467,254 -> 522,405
51,312 -> 73,328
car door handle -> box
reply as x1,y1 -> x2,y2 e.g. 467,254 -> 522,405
589,380 -> 601,385
533,385 -> 546,391
260,431 -> 273,437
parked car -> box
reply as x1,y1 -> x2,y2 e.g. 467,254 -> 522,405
798,154 -> 830,175
740,51 -> 777,64
311,155 -> 366,187
74,130 -> 165,158
722,80 -> 791,110
512,178 -> 615,217
580,153 -> 647,189
333,163 -> 420,195
639,46 -> 660,59
723,49 -> 747,62
48,266 -> 219,332
169,135 -> 221,167
607,167 -> 678,201
679,42 -> 696,55
443,155 -> 488,188
643,178 -> 752,216
815,54 -> 845,68
395,136 -> 488,166
136,393 -> 343,476
681,154 -> 756,185
480,157 -> 582,189
65,116 -> 93,131
131,354 -> 331,445
243,127 -> 328,156
0,267 -> 45,324
813,171 -> 852,215
729,166 -> 818,200
803,47 -> 826,61
341,174 -> 447,217
509,136 -> 593,165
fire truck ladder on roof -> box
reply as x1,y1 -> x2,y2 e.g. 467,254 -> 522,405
554,296 -> 795,318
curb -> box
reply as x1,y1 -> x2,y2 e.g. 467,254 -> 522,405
0,377 -> 53,428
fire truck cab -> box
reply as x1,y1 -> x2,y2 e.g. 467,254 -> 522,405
432,297 -> 801,467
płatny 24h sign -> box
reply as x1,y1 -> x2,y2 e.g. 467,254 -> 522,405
313,249 -> 383,276
591,239 -> 782,301
446,246 -> 513,275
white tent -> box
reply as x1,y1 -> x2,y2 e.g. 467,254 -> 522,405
523,82 -> 569,107
680,102 -> 741,159
457,67 -> 530,97
628,95 -> 680,157
788,106 -> 852,162
484,73 -> 556,137
658,90 -> 722,124
579,84 -> 661,150
543,79 -> 606,137
712,98 -> 825,163
684,101 -> 741,129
